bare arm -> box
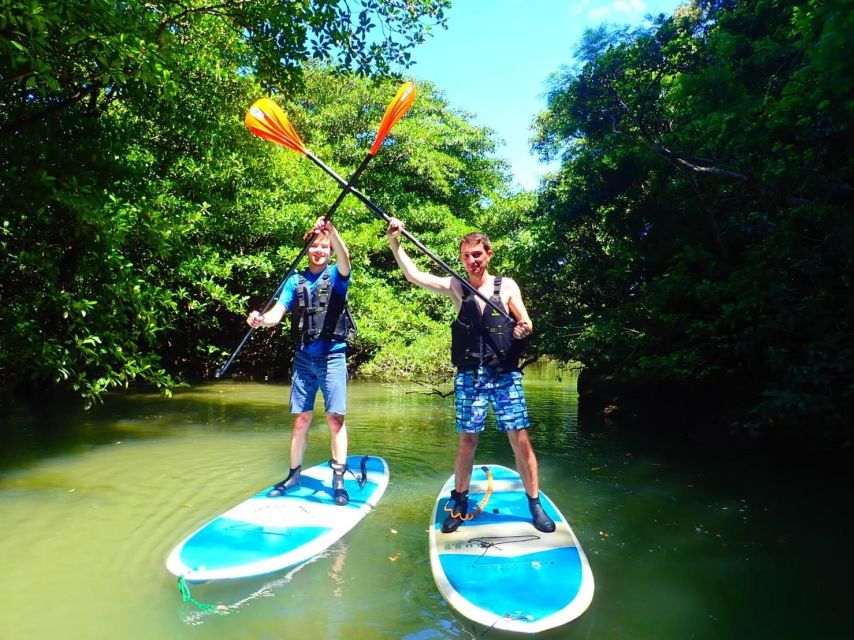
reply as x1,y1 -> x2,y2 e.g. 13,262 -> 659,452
386,218 -> 460,303
317,218 -> 351,277
504,277 -> 534,339
246,301 -> 286,328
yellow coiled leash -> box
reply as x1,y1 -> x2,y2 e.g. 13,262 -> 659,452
444,466 -> 494,521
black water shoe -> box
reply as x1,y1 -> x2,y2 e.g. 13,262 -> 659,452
330,460 -> 350,506
528,495 -> 556,533
441,489 -> 469,533
267,466 -> 301,497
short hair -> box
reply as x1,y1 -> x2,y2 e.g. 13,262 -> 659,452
304,228 -> 330,244
459,232 -> 492,252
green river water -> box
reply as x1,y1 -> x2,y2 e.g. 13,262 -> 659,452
1,366 -> 851,639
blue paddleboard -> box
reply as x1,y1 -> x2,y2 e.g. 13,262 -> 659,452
166,455 -> 389,581
429,464 -> 594,633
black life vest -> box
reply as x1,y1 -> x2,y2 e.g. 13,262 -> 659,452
450,276 -> 525,371
290,270 -> 357,346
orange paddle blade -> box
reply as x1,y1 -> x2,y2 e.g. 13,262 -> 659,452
369,82 -> 416,156
245,98 -> 307,155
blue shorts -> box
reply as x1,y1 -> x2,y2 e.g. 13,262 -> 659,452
290,351 -> 348,415
454,367 -> 529,433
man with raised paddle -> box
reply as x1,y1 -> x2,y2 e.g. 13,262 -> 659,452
386,219 -> 555,534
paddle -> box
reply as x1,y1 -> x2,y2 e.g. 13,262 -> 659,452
244,93 -> 514,323
214,83 -> 416,379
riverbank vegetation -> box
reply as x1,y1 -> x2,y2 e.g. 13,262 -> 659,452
2,0 -> 851,444
524,0 -> 852,442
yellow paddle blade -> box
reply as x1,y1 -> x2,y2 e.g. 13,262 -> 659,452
369,81 -> 416,156
245,98 -> 307,155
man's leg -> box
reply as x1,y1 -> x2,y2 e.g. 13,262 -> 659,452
327,413 -> 349,505
267,410 -> 312,497
290,410 -> 313,468
442,432 -> 479,533
269,349 -> 318,498
507,430 -> 555,533
453,432 -> 479,493
506,429 -> 538,496
443,369 -> 486,533
321,353 -> 350,505
327,412 -> 348,465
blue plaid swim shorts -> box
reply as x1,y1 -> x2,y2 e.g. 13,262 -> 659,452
453,367 -> 529,433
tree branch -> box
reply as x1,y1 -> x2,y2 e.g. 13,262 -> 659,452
0,82 -> 102,135
404,379 -> 453,397
602,75 -> 749,181
157,0 -> 252,41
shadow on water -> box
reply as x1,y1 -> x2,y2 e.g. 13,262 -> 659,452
0,387 -> 169,472
1,390 -> 184,473
0,380 -> 353,472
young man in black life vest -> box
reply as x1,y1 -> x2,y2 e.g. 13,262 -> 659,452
246,217 -> 356,506
386,218 -> 555,534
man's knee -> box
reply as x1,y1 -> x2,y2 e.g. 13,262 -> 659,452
294,411 -> 313,431
507,428 -> 533,451
326,412 -> 346,431
458,433 -> 479,453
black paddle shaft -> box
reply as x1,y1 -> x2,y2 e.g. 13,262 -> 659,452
305,150 -> 515,323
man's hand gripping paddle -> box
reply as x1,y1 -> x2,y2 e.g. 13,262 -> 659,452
245,89 -> 513,323
214,83 -> 416,379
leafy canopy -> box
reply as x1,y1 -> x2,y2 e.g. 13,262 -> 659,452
524,0 -> 853,437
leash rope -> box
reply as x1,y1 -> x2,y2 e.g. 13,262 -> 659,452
468,535 -> 541,547
177,576 -> 227,614
444,466 -> 493,521
479,612 -> 535,637
467,534 -> 543,568
328,455 -> 370,490
357,455 -> 369,489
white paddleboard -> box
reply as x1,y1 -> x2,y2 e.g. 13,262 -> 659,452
166,455 -> 389,581
428,464 -> 594,633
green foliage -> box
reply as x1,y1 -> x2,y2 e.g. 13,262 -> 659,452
356,275 -> 455,382
0,0 -> 465,405
0,0 -> 450,130
527,0 -> 853,437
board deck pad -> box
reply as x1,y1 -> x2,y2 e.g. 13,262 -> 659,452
428,464 -> 594,633
166,455 -> 389,581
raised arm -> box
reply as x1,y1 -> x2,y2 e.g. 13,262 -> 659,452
317,218 -> 350,277
386,218 -> 459,302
